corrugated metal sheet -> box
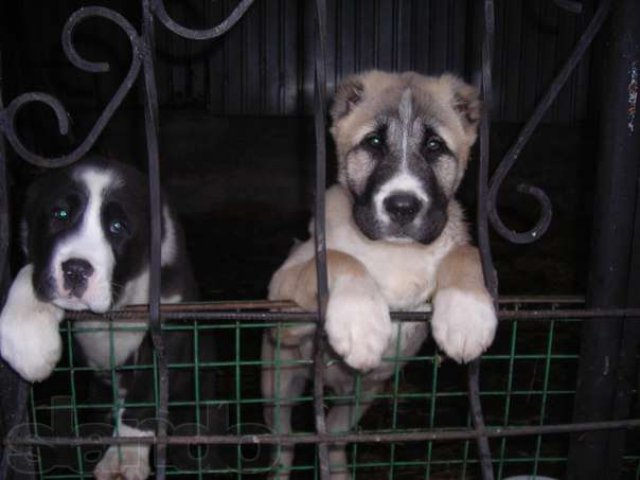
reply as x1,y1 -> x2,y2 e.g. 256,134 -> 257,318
2,0 -> 598,122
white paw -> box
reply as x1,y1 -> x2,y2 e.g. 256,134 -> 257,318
94,445 -> 151,480
431,288 -> 497,363
325,277 -> 392,371
0,265 -> 64,382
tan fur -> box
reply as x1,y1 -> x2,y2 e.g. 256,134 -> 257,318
268,248 -> 372,346
344,150 -> 376,195
270,249 -> 371,311
436,244 -> 491,301
332,71 -> 480,191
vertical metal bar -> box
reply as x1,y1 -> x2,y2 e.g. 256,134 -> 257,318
0,56 -> 9,290
472,0 -> 496,479
607,177 -> 640,474
312,0 -> 330,478
568,0 -> 640,477
477,0 -> 497,294
467,362 -> 493,480
140,1 -> 169,479
0,50 -> 35,480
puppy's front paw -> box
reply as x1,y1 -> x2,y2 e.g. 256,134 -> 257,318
94,445 -> 151,480
325,277 -> 391,371
0,265 -> 64,382
431,288 -> 497,363
0,306 -> 63,382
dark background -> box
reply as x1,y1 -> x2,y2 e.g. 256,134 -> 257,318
0,0 -> 603,299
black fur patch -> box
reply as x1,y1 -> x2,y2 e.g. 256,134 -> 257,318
349,119 -> 451,245
22,155 -> 196,306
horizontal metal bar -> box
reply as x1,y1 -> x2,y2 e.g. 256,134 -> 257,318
62,303 -> 640,323
64,294 -> 586,316
497,295 -> 584,304
497,308 -> 640,320
7,418 -> 640,447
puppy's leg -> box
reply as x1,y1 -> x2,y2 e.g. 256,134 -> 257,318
93,412 -> 153,480
431,245 -> 497,363
0,264 -> 64,381
262,333 -> 309,480
269,250 -> 392,371
93,334 -> 155,480
326,383 -> 381,480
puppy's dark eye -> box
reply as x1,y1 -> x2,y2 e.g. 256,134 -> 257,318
109,220 -> 126,235
365,133 -> 385,150
425,137 -> 444,152
52,207 -> 70,220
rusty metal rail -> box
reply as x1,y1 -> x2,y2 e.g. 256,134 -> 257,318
7,417 -> 640,448
56,301 -> 640,323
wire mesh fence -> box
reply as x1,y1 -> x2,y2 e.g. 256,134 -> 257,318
15,298 -> 639,479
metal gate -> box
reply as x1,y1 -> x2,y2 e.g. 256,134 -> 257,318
1,0 -> 639,479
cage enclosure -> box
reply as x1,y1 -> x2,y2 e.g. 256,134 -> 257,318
0,1 -> 639,480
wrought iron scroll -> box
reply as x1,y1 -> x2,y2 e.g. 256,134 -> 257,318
0,7 -> 141,168
0,0 -> 260,169
152,0 -> 255,40
474,1 -> 613,477
486,0 -> 612,244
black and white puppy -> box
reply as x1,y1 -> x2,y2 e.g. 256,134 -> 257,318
0,156 -> 209,480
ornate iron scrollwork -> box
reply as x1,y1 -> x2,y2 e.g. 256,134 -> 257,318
152,0 -> 255,40
485,0 -> 611,245
0,7 -> 142,168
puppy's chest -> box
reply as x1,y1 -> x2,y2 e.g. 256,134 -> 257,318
74,320 -> 147,370
367,254 -> 437,309
329,230 -> 440,309
327,222 -> 447,309
73,270 -> 182,371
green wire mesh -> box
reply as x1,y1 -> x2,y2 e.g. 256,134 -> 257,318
23,299 -> 640,479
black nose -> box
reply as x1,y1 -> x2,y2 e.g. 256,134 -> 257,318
384,193 -> 422,225
62,259 -> 94,296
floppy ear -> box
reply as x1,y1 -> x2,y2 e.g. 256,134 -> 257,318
442,74 -> 482,133
20,176 -> 44,258
20,171 -> 50,258
331,75 -> 365,122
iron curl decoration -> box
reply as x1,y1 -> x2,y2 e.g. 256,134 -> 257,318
487,159 -> 554,245
0,7 -> 142,168
152,0 -> 255,40
486,0 -> 611,245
